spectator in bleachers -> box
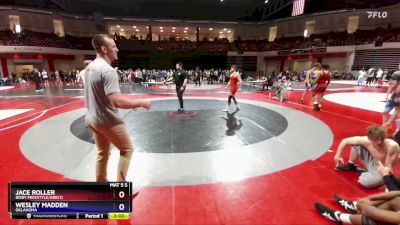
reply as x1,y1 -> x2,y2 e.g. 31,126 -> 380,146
0,72 -> 3,86
194,68 -> 201,87
136,69 -> 143,84
32,68 -> 42,92
366,67 -> 375,87
357,68 -> 366,86
41,69 -> 49,86
377,67 -> 384,87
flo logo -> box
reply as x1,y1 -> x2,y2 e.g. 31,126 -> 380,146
367,11 -> 388,19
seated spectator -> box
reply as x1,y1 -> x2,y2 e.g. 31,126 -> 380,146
334,125 -> 400,188
314,161 -> 400,225
315,190 -> 400,225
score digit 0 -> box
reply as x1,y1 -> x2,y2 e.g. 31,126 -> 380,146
119,191 -> 125,198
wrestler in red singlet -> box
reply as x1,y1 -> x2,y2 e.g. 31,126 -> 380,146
312,64 -> 331,110
230,74 -> 238,94
313,71 -> 331,94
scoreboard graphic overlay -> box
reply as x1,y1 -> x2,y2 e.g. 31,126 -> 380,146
8,182 -> 132,219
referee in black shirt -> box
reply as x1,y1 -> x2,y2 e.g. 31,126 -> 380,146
165,62 -> 188,113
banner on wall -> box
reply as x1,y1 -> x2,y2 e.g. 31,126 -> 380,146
13,59 -> 43,63
278,47 -> 327,56
12,47 -> 43,53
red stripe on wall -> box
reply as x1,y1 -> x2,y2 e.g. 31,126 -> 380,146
47,57 -> 55,72
1,58 -> 8,77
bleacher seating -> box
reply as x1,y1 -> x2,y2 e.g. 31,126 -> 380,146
0,27 -> 399,52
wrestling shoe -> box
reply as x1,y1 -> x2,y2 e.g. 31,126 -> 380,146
333,194 -> 357,214
335,162 -> 357,171
314,202 -> 343,225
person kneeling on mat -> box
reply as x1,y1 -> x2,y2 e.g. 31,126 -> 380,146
334,125 -> 399,188
273,79 -> 287,102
